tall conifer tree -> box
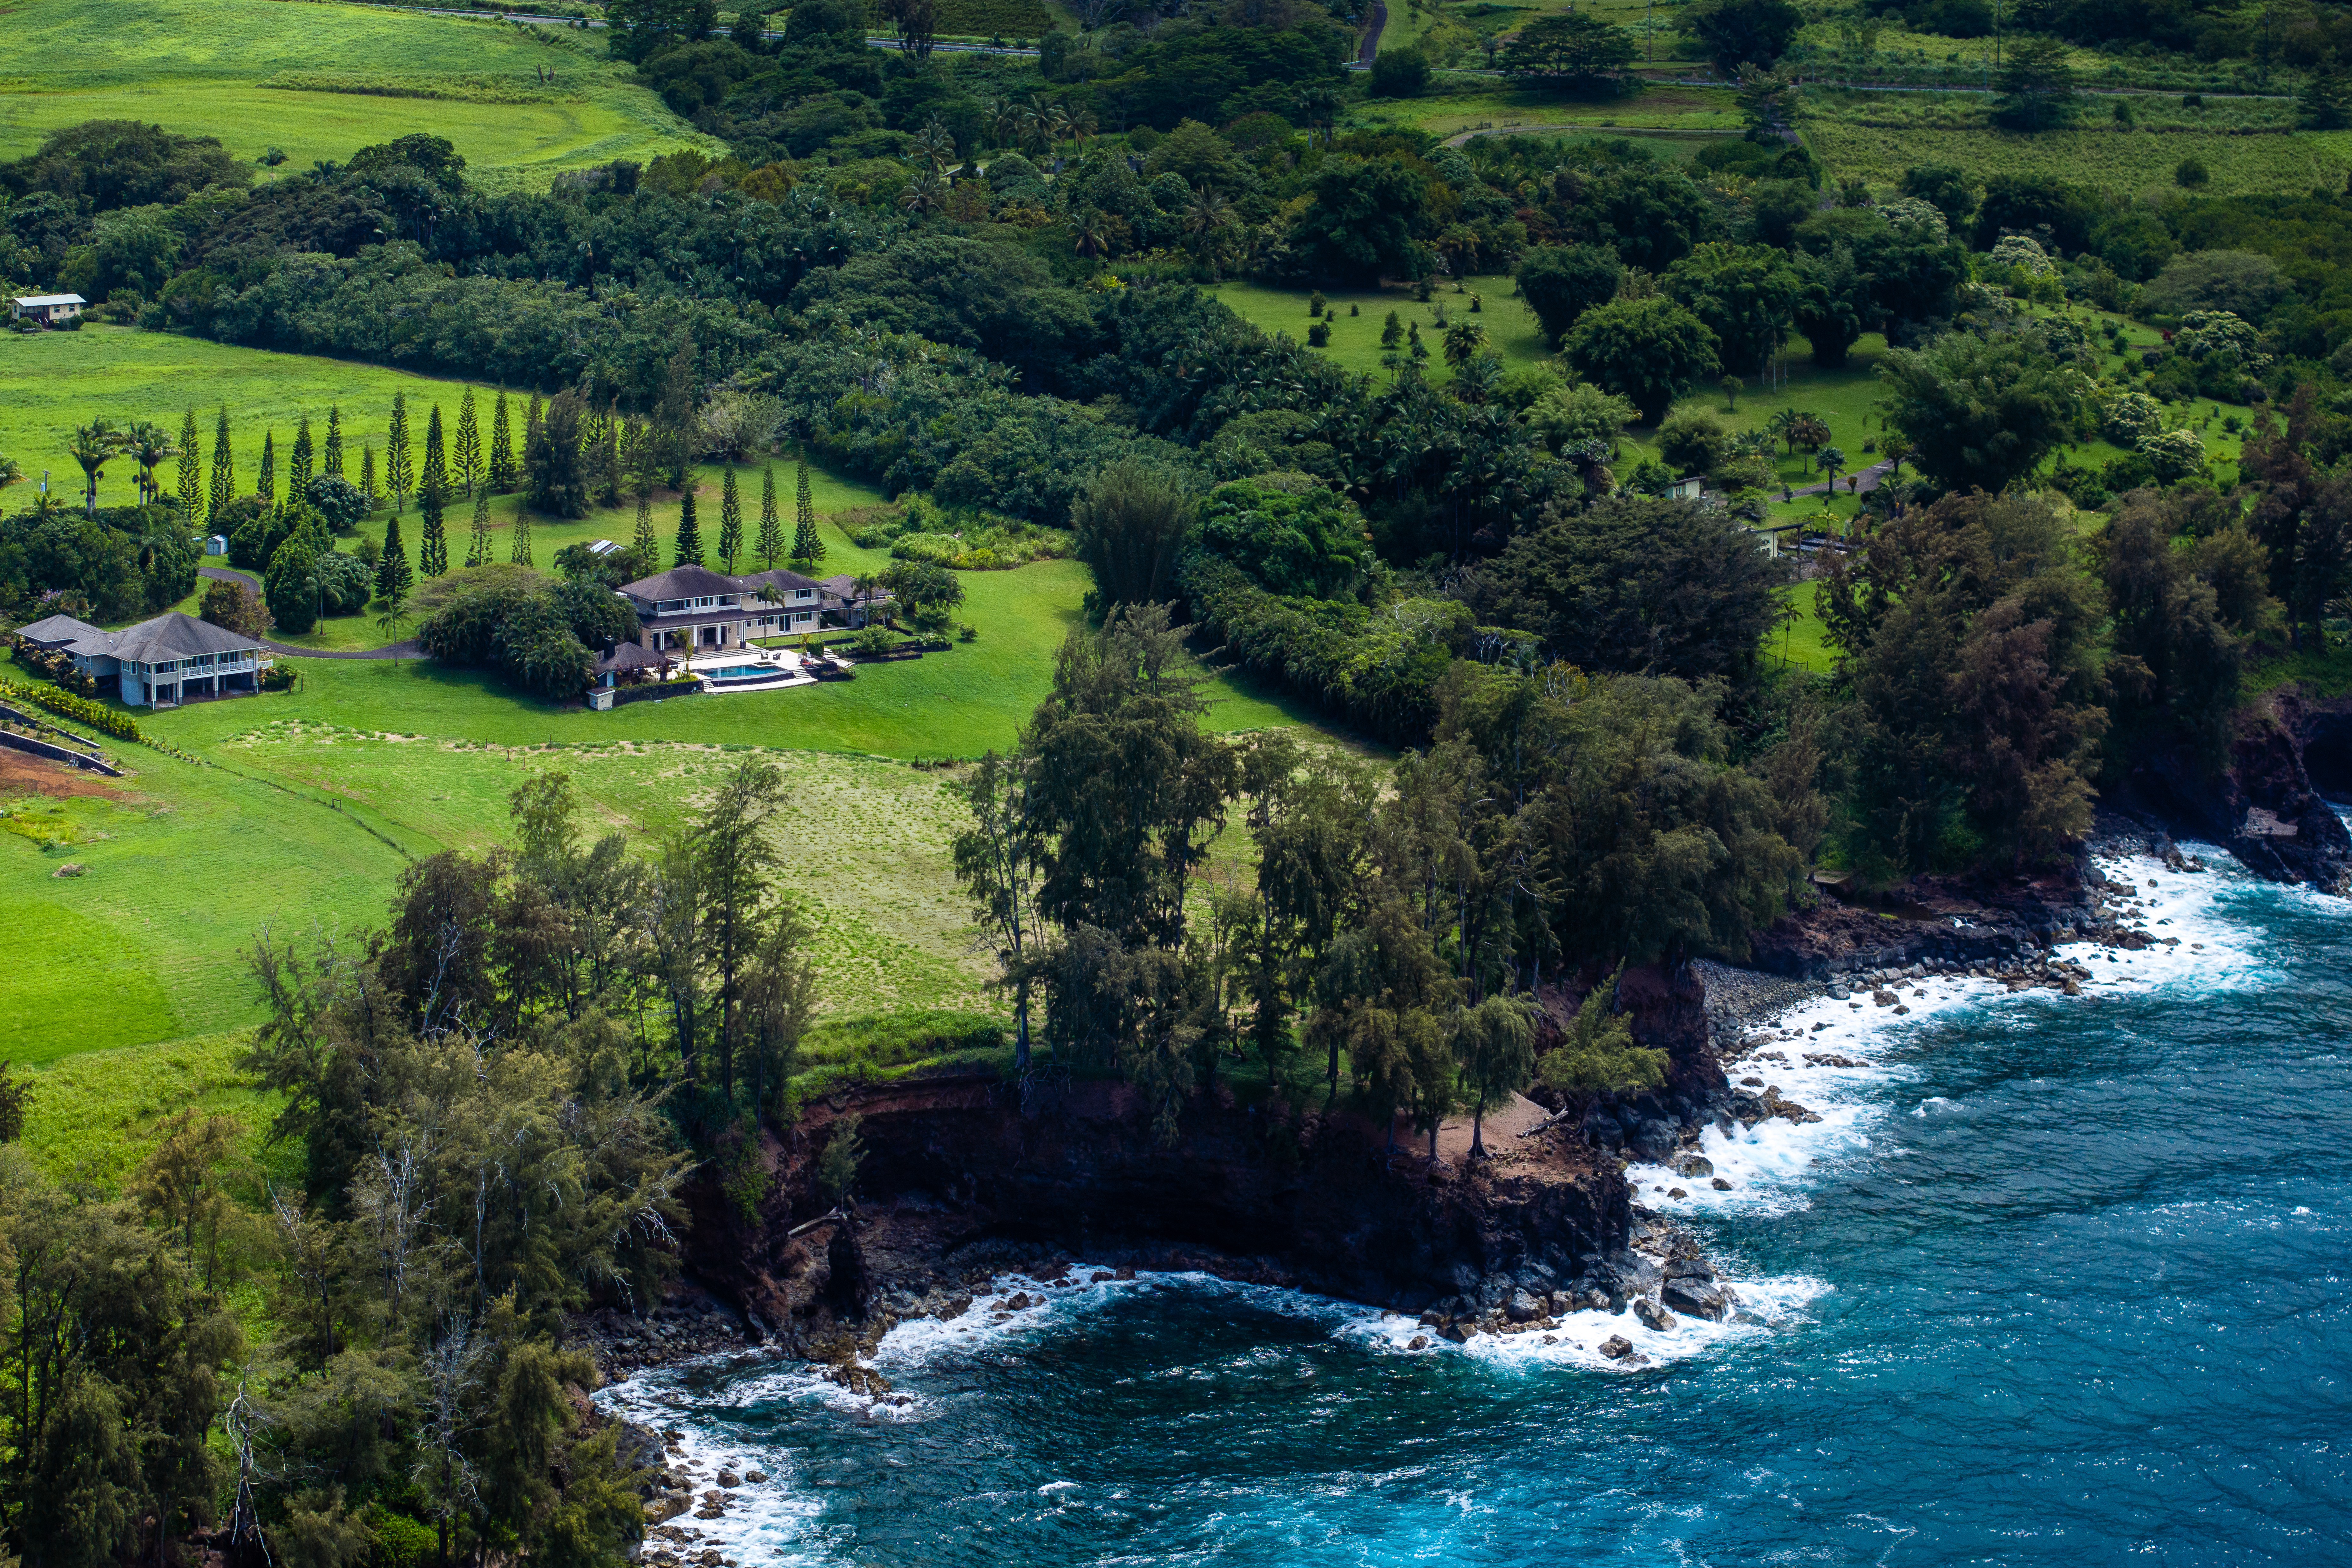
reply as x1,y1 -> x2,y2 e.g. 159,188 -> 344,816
488,390 -> 518,493
386,390 -> 414,513
466,489 -> 492,568
718,467 -> 742,571
634,489 -> 657,560
360,444 -> 378,509
674,485 -> 704,566
177,407 -> 202,520
790,459 -> 824,566
290,415 -> 315,497
510,502 -> 534,567
377,514 -> 413,602
257,430 -> 276,506
323,405 -> 344,477
208,407 -> 235,525
417,405 -> 449,577
756,464 -> 782,567
453,387 -> 483,497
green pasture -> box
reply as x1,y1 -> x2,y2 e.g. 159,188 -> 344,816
1806,120 -> 2348,198
1210,273 -> 1551,383
0,0 -> 714,185
0,741 -> 412,1061
0,325 -> 492,514
15,1029 -> 296,1189
1358,85 -> 1741,143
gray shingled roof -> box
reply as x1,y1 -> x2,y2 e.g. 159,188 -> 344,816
15,613 -> 113,654
616,564 -> 746,601
736,567 -> 825,596
109,612 -> 266,664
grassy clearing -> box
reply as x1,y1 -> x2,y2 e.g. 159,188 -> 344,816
1357,84 -> 1740,143
1210,273 -> 1550,382
0,0 -> 714,186
0,739 -> 413,1060
0,326 -> 502,514
16,1029 -> 295,1190
1806,120 -> 2347,197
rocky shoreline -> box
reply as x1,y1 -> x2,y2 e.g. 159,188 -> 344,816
581,827 -> 2232,1549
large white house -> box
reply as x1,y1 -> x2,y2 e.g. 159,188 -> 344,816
614,564 -> 891,653
15,611 -> 270,706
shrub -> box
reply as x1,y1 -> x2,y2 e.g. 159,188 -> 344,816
1657,410 -> 1729,476
0,675 -> 141,741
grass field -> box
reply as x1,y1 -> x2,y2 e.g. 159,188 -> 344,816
0,0 -> 715,186
1805,120 -> 2348,198
1210,273 -> 1551,383
1359,84 -> 1742,143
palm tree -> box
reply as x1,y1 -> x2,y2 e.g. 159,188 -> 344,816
1442,319 -> 1488,370
913,118 -> 956,173
1792,414 -> 1832,452
1184,185 -> 1233,275
852,572 -> 881,628
1766,406 -> 1803,455
1047,106 -> 1074,160
900,168 -> 948,214
1073,208 -> 1111,259
1815,445 -> 1847,488
124,421 -> 174,506
1070,109 -> 1098,154
0,454 -> 22,492
69,419 -> 122,516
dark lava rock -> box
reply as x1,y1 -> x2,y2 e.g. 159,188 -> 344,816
1663,1277 -> 1733,1321
1599,1335 -> 1635,1360
1631,1297 -> 1673,1331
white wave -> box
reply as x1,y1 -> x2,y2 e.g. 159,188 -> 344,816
1336,1273 -> 1830,1373
1630,841 -> 2298,1219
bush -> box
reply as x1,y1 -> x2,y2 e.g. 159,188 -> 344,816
1368,46 -> 1431,98
1657,410 -> 1729,476
1178,550 -> 1468,744
0,675 -> 141,741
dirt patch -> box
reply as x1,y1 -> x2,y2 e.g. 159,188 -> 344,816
0,749 -> 124,799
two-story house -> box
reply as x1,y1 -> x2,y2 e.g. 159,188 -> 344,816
614,564 -> 892,653
15,611 -> 270,706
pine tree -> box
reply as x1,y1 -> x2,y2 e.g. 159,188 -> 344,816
756,464 -> 783,567
525,391 -> 545,467
509,502 -> 534,567
418,404 -> 449,577
488,390 -> 518,493
257,430 -> 276,506
386,390 -> 414,513
360,444 -> 378,509
718,467 -> 743,570
598,408 -> 623,508
208,406 -> 235,525
323,405 -> 344,477
290,415 -> 315,498
453,387 -> 482,497
177,407 -> 202,520
466,488 -> 492,568
633,489 -> 657,560
790,459 -> 824,567
674,485 -> 704,566
376,514 -> 413,603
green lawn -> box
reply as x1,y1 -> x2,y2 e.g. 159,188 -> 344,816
1210,274 -> 1551,383
0,740 -> 413,1060
1805,119 -> 2348,199
0,325 -> 509,515
1356,85 -> 1741,143
0,0 -> 715,187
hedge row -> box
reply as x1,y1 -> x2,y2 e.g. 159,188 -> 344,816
1176,551 -> 1468,746
0,677 -> 143,742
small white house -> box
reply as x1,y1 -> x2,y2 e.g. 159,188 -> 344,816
10,293 -> 85,325
1665,474 -> 1706,501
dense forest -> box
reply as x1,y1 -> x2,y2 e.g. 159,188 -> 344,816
7,2 -> 2352,1562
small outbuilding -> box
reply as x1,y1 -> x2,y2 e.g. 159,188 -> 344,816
10,293 -> 86,325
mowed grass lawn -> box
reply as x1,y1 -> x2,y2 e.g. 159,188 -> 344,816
0,0 -> 715,185
0,743 -> 411,1060
1211,274 -> 1552,383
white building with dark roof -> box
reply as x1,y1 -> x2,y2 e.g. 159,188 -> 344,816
15,611 -> 269,706
614,564 -> 890,653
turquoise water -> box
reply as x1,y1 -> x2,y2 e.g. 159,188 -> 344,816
611,843 -> 2352,1565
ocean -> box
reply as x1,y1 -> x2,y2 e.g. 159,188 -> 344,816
604,841 -> 2352,1565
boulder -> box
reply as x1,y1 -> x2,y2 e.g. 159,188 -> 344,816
1631,1296 -> 1673,1331
1711,1177 -> 1732,1191
1505,1290 -> 1543,1323
1662,1277 -> 1733,1321
1599,1335 -> 1635,1360
1407,1335 -> 1430,1351
1671,1153 -> 1715,1178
